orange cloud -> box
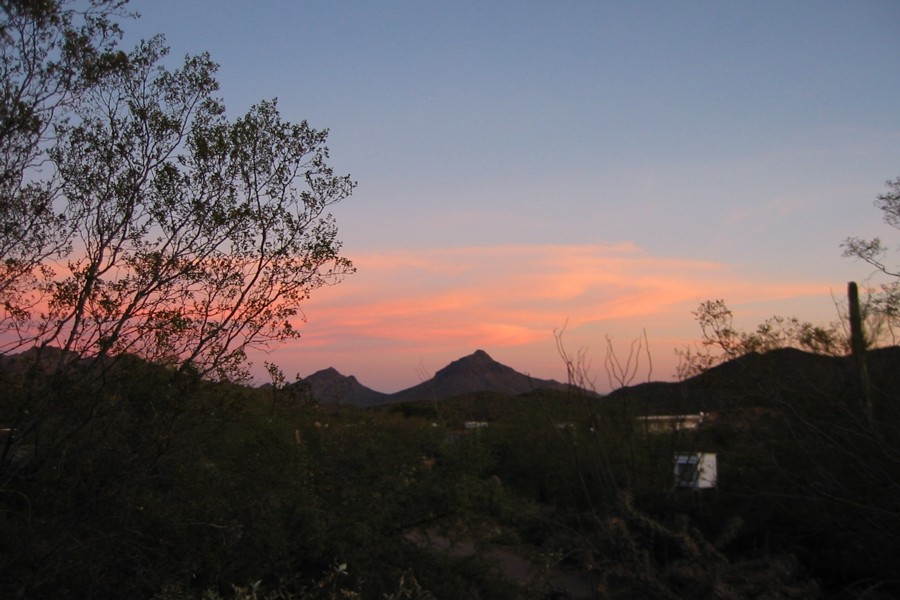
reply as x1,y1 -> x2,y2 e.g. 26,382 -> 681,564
260,243 -> 843,392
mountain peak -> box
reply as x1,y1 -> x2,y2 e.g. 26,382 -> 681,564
313,366 -> 342,378
299,367 -> 387,407
387,349 -> 569,402
436,349 -> 504,378
298,349 -> 570,406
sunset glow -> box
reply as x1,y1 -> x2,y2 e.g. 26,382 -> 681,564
123,1 -> 900,393
265,243 -> 848,392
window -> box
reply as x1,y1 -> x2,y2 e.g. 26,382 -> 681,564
674,452 -> 717,489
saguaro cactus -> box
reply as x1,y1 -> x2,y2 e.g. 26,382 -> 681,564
847,282 -> 872,423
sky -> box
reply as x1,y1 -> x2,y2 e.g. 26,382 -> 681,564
123,1 -> 900,392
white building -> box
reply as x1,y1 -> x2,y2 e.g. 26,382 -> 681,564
638,413 -> 706,433
673,452 -> 717,489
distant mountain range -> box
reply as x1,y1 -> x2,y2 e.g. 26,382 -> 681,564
0,346 -> 571,407
295,345 -> 900,410
295,349 -> 572,407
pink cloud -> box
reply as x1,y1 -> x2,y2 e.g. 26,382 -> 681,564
259,243 -> 844,392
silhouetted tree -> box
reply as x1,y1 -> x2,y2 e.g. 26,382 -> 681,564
0,0 -> 130,343
676,299 -> 847,379
2,30 -> 354,380
0,7 -> 357,596
843,177 -> 900,341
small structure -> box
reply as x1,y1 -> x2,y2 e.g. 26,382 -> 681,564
464,421 -> 489,431
673,452 -> 717,489
638,413 -> 705,433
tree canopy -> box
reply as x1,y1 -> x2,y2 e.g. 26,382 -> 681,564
675,299 -> 848,379
0,1 -> 355,380
1,0 -> 130,337
843,176 -> 900,329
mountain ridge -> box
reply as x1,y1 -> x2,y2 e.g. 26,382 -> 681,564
299,367 -> 389,407
297,345 -> 900,409
296,349 -> 571,406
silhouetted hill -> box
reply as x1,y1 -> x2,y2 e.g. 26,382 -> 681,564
299,346 -> 899,409
297,350 -> 572,407
297,367 -> 389,407
388,349 -> 570,404
604,346 -> 900,415
0,345 -> 83,374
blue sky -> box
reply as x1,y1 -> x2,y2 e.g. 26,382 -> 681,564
124,1 -> 900,391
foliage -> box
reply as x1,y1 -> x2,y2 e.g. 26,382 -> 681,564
668,293 -> 900,595
12,344 -> 900,597
721,347 -> 900,592
675,299 -> 849,379
0,0 -> 131,336
676,178 -> 900,378
2,5 -> 355,381
578,492 -> 819,599
842,177 -> 900,277
0,4 -> 362,598
46,40 -> 351,380
842,176 -> 900,341
1,349 -> 543,598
